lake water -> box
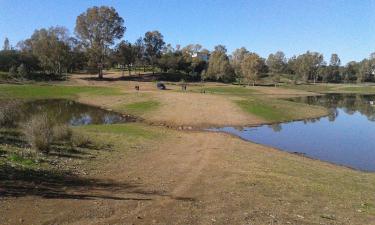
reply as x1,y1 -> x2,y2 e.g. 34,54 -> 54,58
210,94 -> 375,172
4,99 -> 134,126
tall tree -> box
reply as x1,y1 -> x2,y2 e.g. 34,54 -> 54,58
114,41 -> 136,76
231,47 -> 250,79
143,31 -> 165,74
204,45 -> 234,82
75,6 -> 125,79
241,53 -> 264,86
23,26 -> 71,76
266,51 -> 286,86
134,37 -> 146,73
3,37 -> 10,50
294,51 -> 324,83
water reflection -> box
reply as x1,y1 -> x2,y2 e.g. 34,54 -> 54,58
2,99 -> 134,126
210,94 -> 375,172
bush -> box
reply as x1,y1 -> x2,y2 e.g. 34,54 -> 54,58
23,113 -> 54,153
0,101 -> 22,127
53,124 -> 72,142
72,133 -> 92,148
17,64 -> 28,78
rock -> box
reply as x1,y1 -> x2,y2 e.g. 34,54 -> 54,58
296,215 -> 304,219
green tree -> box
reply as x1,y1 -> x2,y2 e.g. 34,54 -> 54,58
143,31 -> 165,74
75,6 -> 125,79
266,51 -> 286,86
241,53 -> 263,86
114,41 -> 136,76
294,51 -> 324,83
231,47 -> 250,80
23,27 -> 71,76
205,45 -> 234,82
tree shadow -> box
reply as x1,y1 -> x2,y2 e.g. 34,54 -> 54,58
0,164 -> 166,201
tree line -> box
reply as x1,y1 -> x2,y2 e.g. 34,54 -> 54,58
1,5 -> 375,84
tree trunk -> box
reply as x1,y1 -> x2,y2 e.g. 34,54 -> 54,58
128,64 -> 131,76
98,68 -> 103,79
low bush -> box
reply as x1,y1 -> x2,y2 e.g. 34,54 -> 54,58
53,124 -> 72,142
72,133 -> 92,148
23,113 -> 54,153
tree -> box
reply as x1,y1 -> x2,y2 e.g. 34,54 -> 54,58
75,6 -> 125,79
266,51 -> 286,74
329,53 -> 341,67
357,59 -> 375,82
241,53 -> 263,86
231,47 -> 250,79
114,41 -> 136,76
3,37 -> 10,50
17,64 -> 28,78
205,45 -> 234,82
23,26 -> 71,76
293,51 -> 324,83
143,31 -> 165,74
342,61 -> 358,82
266,51 -> 286,86
134,37 -> 146,73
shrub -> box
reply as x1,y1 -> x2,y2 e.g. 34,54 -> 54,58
17,64 -> 28,78
23,113 -> 54,153
72,133 -> 92,148
53,124 -> 72,142
0,100 -> 22,127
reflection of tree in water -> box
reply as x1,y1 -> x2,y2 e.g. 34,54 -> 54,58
18,100 -> 126,126
292,94 -> 375,122
268,123 -> 282,132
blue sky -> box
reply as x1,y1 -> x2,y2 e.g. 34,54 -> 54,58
1,0 -> 375,63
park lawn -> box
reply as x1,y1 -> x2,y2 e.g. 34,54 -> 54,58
114,100 -> 160,116
0,84 -> 122,99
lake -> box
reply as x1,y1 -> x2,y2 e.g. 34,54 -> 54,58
210,94 -> 375,172
2,99 -> 134,126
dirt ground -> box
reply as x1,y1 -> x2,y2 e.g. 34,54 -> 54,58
2,73 -> 374,225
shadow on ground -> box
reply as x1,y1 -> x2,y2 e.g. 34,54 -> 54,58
0,164 -> 168,201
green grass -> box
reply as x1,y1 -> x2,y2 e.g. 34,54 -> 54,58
8,153 -> 37,167
236,97 -> 327,122
0,84 -> 122,99
78,123 -> 159,139
116,100 -> 160,115
236,99 -> 293,122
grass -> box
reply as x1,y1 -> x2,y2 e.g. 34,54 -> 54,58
8,153 -> 37,167
116,100 -> 160,115
77,123 -> 160,139
0,84 -> 122,99
236,98 -> 328,122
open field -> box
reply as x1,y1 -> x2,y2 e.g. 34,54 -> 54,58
1,77 -> 375,224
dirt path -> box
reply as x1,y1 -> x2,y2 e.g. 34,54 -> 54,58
2,130 -> 375,225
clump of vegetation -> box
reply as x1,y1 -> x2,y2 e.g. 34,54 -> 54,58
23,113 -> 54,153
0,100 -> 22,127
53,124 -> 73,142
72,133 -> 92,148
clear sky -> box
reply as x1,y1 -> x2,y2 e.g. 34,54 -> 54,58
1,0 -> 375,63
